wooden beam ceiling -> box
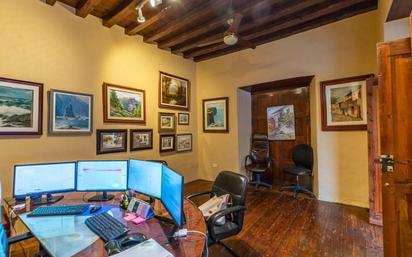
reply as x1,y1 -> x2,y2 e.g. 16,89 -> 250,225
41,0 -> 378,62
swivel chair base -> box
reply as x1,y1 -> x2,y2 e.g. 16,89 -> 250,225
280,184 -> 315,199
249,173 -> 272,189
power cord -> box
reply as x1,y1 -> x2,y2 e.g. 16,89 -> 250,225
173,229 -> 208,257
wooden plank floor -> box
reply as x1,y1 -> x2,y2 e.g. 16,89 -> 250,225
185,180 -> 383,257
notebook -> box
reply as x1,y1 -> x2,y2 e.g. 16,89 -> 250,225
112,238 -> 174,257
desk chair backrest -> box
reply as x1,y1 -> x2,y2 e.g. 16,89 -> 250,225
292,144 -> 314,171
0,181 -> 7,257
212,171 -> 248,228
250,134 -> 270,164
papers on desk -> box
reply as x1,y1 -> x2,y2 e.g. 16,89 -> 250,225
112,239 -> 174,257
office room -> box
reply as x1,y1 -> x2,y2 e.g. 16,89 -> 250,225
0,0 -> 411,256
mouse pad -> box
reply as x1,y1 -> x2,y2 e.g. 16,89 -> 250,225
80,206 -> 112,216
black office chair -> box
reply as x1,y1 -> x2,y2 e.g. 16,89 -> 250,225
244,134 -> 272,189
280,144 -> 316,199
187,171 -> 248,257
147,160 -> 168,166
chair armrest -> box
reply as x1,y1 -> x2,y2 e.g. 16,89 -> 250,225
207,205 -> 245,228
244,155 -> 253,168
8,232 -> 33,245
186,191 -> 212,200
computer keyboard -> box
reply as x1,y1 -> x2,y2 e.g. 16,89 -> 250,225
85,212 -> 129,242
27,205 -> 89,217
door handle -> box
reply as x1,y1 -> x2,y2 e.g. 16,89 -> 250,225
378,155 -> 410,172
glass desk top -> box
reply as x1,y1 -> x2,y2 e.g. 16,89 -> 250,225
19,213 -> 99,257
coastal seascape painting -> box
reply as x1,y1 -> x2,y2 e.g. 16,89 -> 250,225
49,90 -> 93,135
103,83 -> 145,123
203,97 -> 229,133
267,105 -> 296,141
159,72 -> 190,111
0,77 -> 43,135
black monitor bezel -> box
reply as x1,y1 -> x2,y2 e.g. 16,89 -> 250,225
13,161 -> 77,199
127,159 -> 163,200
76,160 -> 129,192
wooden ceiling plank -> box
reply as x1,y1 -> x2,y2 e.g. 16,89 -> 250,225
194,1 -> 377,62
76,0 -> 102,18
185,0 -> 367,59
103,0 -> 139,28
45,0 -> 57,5
125,5 -> 173,35
173,0 -> 326,54
157,0 -> 275,50
143,0 -> 229,44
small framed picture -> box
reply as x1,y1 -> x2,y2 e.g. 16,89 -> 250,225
203,97 -> 229,133
159,112 -> 176,133
103,83 -> 146,123
0,77 -> 43,135
159,71 -> 190,111
48,89 -> 93,135
178,113 -> 190,125
176,134 -> 192,152
96,129 -> 128,155
130,129 -> 153,151
160,134 -> 175,152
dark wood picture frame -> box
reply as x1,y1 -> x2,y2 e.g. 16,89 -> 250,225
102,82 -> 146,123
320,74 -> 374,131
0,77 -> 43,135
176,133 -> 192,152
178,113 -> 190,125
202,97 -> 229,133
96,129 -> 128,155
159,71 -> 190,111
48,89 -> 93,135
130,129 -> 153,151
159,134 -> 175,152
158,112 -> 176,133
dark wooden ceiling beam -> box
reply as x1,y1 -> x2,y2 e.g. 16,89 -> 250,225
125,5 -> 173,35
185,0 -> 367,59
76,0 -> 102,18
103,0 -> 139,28
143,0 -> 229,44
45,0 -> 57,5
157,0 -> 276,50
173,0 -> 326,54
193,1 -> 377,62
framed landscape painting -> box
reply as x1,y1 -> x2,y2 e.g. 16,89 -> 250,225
48,89 -> 93,135
130,129 -> 153,151
178,113 -> 189,125
267,105 -> 296,140
159,112 -> 176,133
96,129 -> 127,155
159,72 -> 190,111
320,74 -> 373,131
203,97 -> 229,133
0,77 -> 43,135
176,134 -> 192,152
160,134 -> 175,152
103,83 -> 145,123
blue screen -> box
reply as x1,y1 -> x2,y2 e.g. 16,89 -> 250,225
77,161 -> 128,191
14,162 -> 76,198
128,160 -> 162,198
161,166 -> 184,226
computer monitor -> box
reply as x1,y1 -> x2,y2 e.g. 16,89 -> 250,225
13,162 -> 76,204
161,165 -> 185,227
77,160 -> 128,202
128,160 -> 162,199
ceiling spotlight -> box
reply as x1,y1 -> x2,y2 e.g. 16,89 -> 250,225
150,0 -> 162,7
137,7 -> 145,23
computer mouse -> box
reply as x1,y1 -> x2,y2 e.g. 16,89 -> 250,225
89,205 -> 102,214
120,233 -> 148,248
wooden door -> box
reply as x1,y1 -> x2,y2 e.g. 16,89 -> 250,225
377,35 -> 412,256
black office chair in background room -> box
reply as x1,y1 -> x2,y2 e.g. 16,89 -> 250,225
187,171 -> 248,257
244,134 -> 273,189
280,144 -> 316,199
147,160 -> 168,166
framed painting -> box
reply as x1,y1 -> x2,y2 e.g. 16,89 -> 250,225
203,97 -> 229,133
48,89 -> 93,135
320,74 -> 373,131
176,134 -> 192,152
178,113 -> 189,125
0,77 -> 43,135
96,129 -> 128,155
130,129 -> 153,151
103,83 -> 145,123
160,134 -> 175,152
159,71 -> 190,111
267,105 -> 296,140
159,112 -> 176,133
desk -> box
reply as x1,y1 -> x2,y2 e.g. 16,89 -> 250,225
4,193 -> 206,257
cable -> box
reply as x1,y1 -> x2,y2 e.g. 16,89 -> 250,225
8,209 -> 28,257
187,230 -> 208,257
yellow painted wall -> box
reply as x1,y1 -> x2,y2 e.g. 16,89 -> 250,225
0,0 -> 198,196
196,11 -> 379,208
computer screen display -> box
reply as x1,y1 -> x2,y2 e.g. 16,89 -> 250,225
128,160 -> 162,199
161,166 -> 184,226
77,160 -> 128,191
13,162 -> 76,198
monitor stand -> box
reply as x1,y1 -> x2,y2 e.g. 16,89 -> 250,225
31,194 -> 64,206
87,192 -> 114,202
